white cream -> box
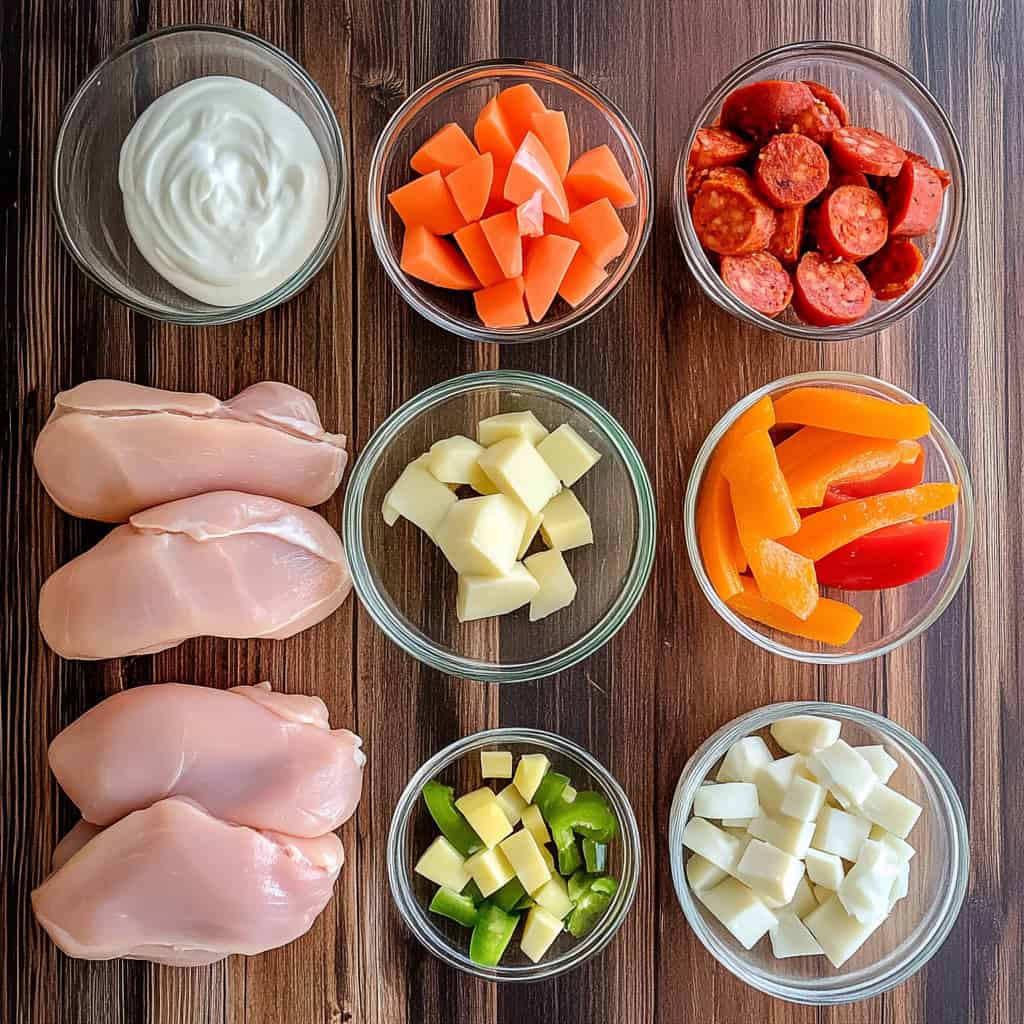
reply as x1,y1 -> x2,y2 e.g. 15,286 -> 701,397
119,76 -> 329,306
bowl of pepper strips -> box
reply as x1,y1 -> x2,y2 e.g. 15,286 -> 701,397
684,372 -> 973,663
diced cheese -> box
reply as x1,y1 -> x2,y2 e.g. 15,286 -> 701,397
746,811 -> 816,859
697,877 -> 778,950
889,862 -> 910,910
769,911 -> 825,958
755,755 -> 809,814
780,775 -> 827,822
855,744 -> 899,785
455,787 -> 514,849
427,435 -> 485,484
477,437 -> 562,514
383,462 -> 458,537
535,423 -> 602,486
874,830 -> 915,865
524,548 -> 577,621
857,782 -> 922,839
736,839 -> 805,906
722,817 -> 753,828
770,715 -> 842,755
521,804 -> 551,847
681,817 -> 743,874
778,876 -> 818,920
478,410 -> 549,447
717,735 -> 774,783
693,782 -> 760,820
513,753 -> 550,803
465,845 -> 516,896
804,848 -> 845,890
812,806 -> 872,861
382,491 -> 400,526
481,750 -> 514,779
531,871 -> 574,918
495,783 -> 528,827
414,836 -> 470,891
686,853 -> 728,893
456,563 -> 539,621
468,461 -> 500,495
539,488 -> 593,551
520,904 -> 564,963
517,508 -> 544,559
806,740 -> 877,807
812,884 -> 834,905
838,840 -> 901,924
435,494 -> 527,577
499,828 -> 552,894
803,894 -> 884,967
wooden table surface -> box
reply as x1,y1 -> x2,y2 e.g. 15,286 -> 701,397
3,1 -> 1021,1022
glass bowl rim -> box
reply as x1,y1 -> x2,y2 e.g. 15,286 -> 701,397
51,22 -> 349,327
342,369 -> 657,683
682,370 -> 975,665
387,726 -> 643,982
366,57 -> 654,344
672,39 -> 968,342
667,700 -> 970,1004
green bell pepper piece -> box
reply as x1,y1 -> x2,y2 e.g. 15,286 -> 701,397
463,879 -> 485,906
513,893 -> 535,911
582,838 -> 608,873
557,837 -> 583,876
565,876 -> 618,938
534,771 -> 571,820
469,901 -> 520,967
422,780 -> 482,857
568,870 -> 598,903
591,876 -> 619,898
547,790 -> 619,844
429,886 -> 479,928
492,877 -> 527,913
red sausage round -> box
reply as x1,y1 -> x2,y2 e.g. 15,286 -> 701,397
816,185 -> 889,261
721,251 -> 794,316
888,160 -> 944,236
793,251 -> 873,326
830,126 -> 906,176
720,80 -> 816,141
755,134 -> 830,208
802,80 -> 850,126
794,101 -> 841,144
692,175 -> 777,255
863,238 -> 925,299
905,149 -> 952,189
689,127 -> 754,170
768,206 -> 806,265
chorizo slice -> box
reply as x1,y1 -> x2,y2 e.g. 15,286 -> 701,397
720,252 -> 794,316
768,206 -> 806,265
689,127 -> 754,170
830,126 -> 906,176
794,101 -> 841,144
720,80 -> 816,141
802,80 -> 850,126
905,149 -> 952,189
816,185 -> 889,261
863,238 -> 925,300
793,251 -> 872,326
755,133 -> 829,207
888,160 -> 944,236
692,180 -> 776,255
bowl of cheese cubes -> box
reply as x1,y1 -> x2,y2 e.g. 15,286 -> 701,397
342,370 -> 656,682
668,703 -> 968,1004
387,728 -> 641,980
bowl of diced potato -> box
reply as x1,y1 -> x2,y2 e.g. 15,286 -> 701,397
668,702 -> 969,1004
342,370 -> 656,682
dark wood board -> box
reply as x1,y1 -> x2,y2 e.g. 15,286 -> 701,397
2,1 -> 1021,1022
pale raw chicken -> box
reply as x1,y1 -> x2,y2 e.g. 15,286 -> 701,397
49,682 -> 365,836
32,798 -> 344,965
34,379 -> 347,522
38,491 -> 351,660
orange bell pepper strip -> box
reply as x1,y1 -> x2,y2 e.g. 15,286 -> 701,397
772,387 -> 931,440
784,482 -> 959,561
746,540 -> 819,620
775,428 -> 922,508
727,577 -> 863,646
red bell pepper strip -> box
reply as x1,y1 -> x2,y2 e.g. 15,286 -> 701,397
823,452 -> 926,506
814,520 -> 951,590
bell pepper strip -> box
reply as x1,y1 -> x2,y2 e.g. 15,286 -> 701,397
727,577 -> 863,646
772,387 -> 931,440
582,838 -> 608,874
429,886 -> 480,928
513,892 -> 535,911
568,870 -> 599,903
566,876 -> 619,938
534,771 -> 570,819
823,450 -> 926,506
422,780 -> 483,856
784,483 -> 959,561
557,838 -> 584,876
547,791 -> 619,844
814,520 -> 951,590
469,901 -> 520,966
463,879 -> 485,905
746,539 -> 819,620
492,877 -> 528,913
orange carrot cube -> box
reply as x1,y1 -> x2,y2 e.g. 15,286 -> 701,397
474,276 -> 529,328
565,145 -> 637,208
387,171 -> 465,235
400,226 -> 479,290
410,122 -> 479,175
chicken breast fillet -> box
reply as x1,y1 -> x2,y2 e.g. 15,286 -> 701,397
38,491 -> 351,660
32,798 -> 344,965
34,380 -> 347,522
49,682 -> 365,836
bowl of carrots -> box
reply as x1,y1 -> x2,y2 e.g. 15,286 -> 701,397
683,372 -> 974,664
368,60 -> 653,343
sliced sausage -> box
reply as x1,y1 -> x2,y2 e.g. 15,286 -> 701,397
692,179 -> 777,255
768,206 -> 806,265
793,251 -> 872,326
720,80 -> 816,141
720,252 -> 794,316
816,185 -> 888,260
802,80 -> 850,126
830,126 -> 906,176
794,101 -> 841,144
689,127 -> 754,170
905,149 -> 952,190
888,160 -> 944,236
863,238 -> 925,300
755,134 -> 829,207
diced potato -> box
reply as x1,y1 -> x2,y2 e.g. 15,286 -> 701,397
780,775 -> 827,822
746,811 -> 815,859
838,839 -> 900,924
464,845 -> 516,897
769,715 -> 842,755
716,735 -> 774,783
736,839 -> 805,906
539,488 -> 593,551
769,911 -> 824,959
686,853 -> 728,893
532,872 -> 574,919
806,741 -> 877,807
755,755 -> 808,814
696,876 -> 777,950
455,787 -> 514,849
382,491 -> 401,526
495,784 -> 528,827
415,836 -> 470,891
812,884 -> 834,905
478,437 -> 562,515
478,410 -> 549,447
521,804 -> 551,846
536,423 -> 602,486
804,848 -> 845,891
434,494 -> 527,576
468,461 -> 500,495
427,435 -> 485,484
383,462 -> 458,537
681,817 -> 744,875
481,750 -> 514,779
513,753 -> 550,803
499,829 -> 552,894
857,782 -> 922,839
803,894 -> 885,968
524,548 -> 577,621
812,806 -> 871,861
517,508 -> 544,559
778,876 -> 817,920
855,744 -> 898,785
520,904 -> 564,963
694,782 -> 760,820
456,563 -> 539,622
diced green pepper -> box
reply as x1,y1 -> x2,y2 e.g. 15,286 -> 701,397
422,780 -> 482,857
568,870 -> 598,903
469,901 -> 520,967
463,879 -> 485,906
534,771 -> 571,819
591,876 -> 619,898
557,837 -> 583,876
429,886 -> 479,928
513,893 -> 535,910
582,838 -> 608,873
547,790 -> 619,844
565,876 -> 618,938
492,877 -> 527,913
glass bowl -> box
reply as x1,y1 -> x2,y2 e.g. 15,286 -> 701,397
52,25 -> 347,325
388,728 -> 642,981
683,371 -> 974,664
668,701 -> 969,1004
342,370 -> 656,682
674,41 -> 967,341
367,59 -> 653,343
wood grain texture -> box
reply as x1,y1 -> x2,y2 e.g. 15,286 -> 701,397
2,1 -> 1021,1022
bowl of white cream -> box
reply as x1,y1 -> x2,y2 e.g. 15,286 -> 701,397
53,25 -> 347,324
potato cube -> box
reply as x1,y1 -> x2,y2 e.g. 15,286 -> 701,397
468,461 -> 500,495
697,877 -> 777,950
694,783 -> 760,821
681,817 -> 744,875
455,787 -> 514,849
427,435 -> 485,484
531,871 -> 574,919
478,410 -> 549,447
769,911 -> 824,958
716,735 -> 774,783
857,782 -> 922,839
770,715 -> 842,755
536,424 -> 602,486
499,829 -> 552,894
435,495 -> 527,577
746,811 -> 815,859
838,839 -> 900,924
456,563 -> 539,622
803,894 -> 885,967
518,508 -> 544,558
464,846 -> 516,897
805,848 -> 845,891
414,836 -> 470,892
495,783 -> 528,827
855,745 -> 898,785
521,804 -> 551,847
481,750 -> 514,779
520,904 -> 564,963
686,853 -> 728,893
383,462 -> 458,537
382,492 -> 400,526
736,839 -> 805,906
524,548 -> 577,621
513,753 -> 550,803
755,755 -> 808,814
478,437 -> 562,515
778,876 -> 818,920
539,489 -> 593,551
780,775 -> 827,822
806,740 -> 877,807
812,806 -> 871,861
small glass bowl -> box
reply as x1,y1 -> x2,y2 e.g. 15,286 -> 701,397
388,728 -> 642,981
683,371 -> 974,664
367,59 -> 653,343
52,25 -> 348,325
674,41 -> 967,341
342,371 -> 656,683
668,702 -> 969,1004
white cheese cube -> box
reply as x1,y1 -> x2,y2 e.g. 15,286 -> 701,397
520,904 -> 564,963
382,491 -> 401,526
769,911 -> 825,958
686,854 -> 728,893
746,811 -> 816,859
427,435 -> 485,484
513,753 -> 550,803
778,876 -> 818,920
875,831 -> 915,865
465,846 -> 517,897
435,495 -> 527,577
736,839 -> 805,906
499,829 -> 552,894
477,438 -> 562,515
804,848 -> 845,891
532,872 -> 574,919
838,840 -> 900,924
535,423 -> 602,486
682,817 -> 744,874
524,548 -> 577,621
478,410 -> 549,447
888,862 -> 910,910
517,508 -> 544,558
722,817 -> 753,828
755,755 -> 808,814
693,783 -> 760,821
384,462 -> 458,537
812,884 -> 834,905
495,784 -> 528,827
806,740 -> 877,807
456,563 -> 540,622
539,488 -> 593,551
414,836 -> 470,891
717,735 -> 774,783
455,788 -> 514,849
520,804 -> 551,847
857,782 -> 922,839
780,775 -> 827,822
481,750 -> 514,778
697,877 -> 777,950
770,715 -> 842,755
855,744 -> 898,784
468,461 -> 500,495
812,806 -> 872,861
537,841 -> 555,874
803,894 -> 884,967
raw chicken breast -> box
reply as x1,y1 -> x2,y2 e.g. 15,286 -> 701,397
32,798 -> 344,965
51,820 -> 102,871
38,491 -> 351,660
49,682 -> 365,836
34,380 -> 347,521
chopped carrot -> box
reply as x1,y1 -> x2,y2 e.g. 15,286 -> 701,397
523,234 -> 579,321
410,122 -> 479,175
474,276 -> 529,328
530,109 -> 571,178
400,226 -> 479,290
565,145 -> 637,208
387,171 -> 465,235
557,249 -> 608,307
445,151 -> 493,222
543,214 -> 576,239
516,190 -> 545,237
479,209 -> 523,278
496,84 -> 548,146
746,539 -> 819,620
727,577 -> 863,646
772,388 -> 931,440
566,198 -> 628,267
454,222 -> 505,287
474,97 -> 517,165
504,132 -> 571,223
